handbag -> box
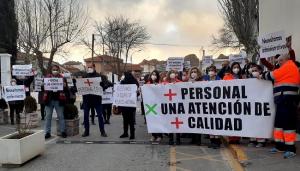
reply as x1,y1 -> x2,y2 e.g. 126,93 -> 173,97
112,105 -> 121,115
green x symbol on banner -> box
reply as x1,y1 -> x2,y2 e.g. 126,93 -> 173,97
145,104 -> 158,115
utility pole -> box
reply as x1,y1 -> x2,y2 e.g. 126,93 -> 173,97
91,34 -> 95,64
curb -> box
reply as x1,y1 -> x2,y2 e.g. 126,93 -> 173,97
222,137 -> 250,169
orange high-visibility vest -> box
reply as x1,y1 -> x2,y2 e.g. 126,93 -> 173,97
271,60 -> 300,96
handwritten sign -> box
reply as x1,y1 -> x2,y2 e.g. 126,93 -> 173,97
44,78 -> 63,91
166,57 -> 184,71
258,31 -> 288,58
76,77 -> 103,96
102,87 -> 113,104
2,85 -> 26,101
113,84 -> 137,107
12,64 -> 33,76
34,77 -> 44,92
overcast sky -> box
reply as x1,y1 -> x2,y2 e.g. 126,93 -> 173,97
61,0 -> 232,64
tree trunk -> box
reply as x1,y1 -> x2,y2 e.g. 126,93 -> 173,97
47,48 -> 57,74
34,49 -> 46,75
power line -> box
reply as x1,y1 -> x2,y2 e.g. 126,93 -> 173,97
143,42 -> 202,47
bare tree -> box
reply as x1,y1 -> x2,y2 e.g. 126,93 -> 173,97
82,16 -> 150,75
17,0 -> 88,75
213,0 -> 259,61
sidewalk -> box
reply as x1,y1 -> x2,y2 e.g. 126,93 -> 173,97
226,139 -> 300,171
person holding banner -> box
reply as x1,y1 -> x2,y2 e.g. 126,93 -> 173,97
14,75 -> 34,97
223,62 -> 243,144
223,62 -> 243,81
44,65 -> 68,139
261,53 -> 300,159
187,67 -> 203,145
147,70 -> 163,142
203,66 -> 223,148
7,79 -> 24,125
82,64 -> 112,137
163,70 -> 182,145
119,72 -> 139,140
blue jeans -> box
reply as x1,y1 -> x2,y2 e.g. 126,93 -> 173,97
83,102 -> 104,132
45,100 -> 65,134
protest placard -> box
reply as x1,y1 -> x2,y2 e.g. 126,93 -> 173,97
102,87 -> 113,104
258,30 -> 288,58
76,77 -> 103,96
202,56 -> 213,67
12,64 -> 33,76
229,54 -> 246,67
113,84 -> 137,107
166,57 -> 184,71
2,85 -> 26,101
184,61 -> 191,69
34,77 -> 43,92
44,78 -> 63,91
141,79 -> 275,138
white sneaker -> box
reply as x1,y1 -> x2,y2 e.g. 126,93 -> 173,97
156,137 -> 162,142
150,136 -> 155,142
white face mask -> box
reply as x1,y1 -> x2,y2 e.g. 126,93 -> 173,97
233,68 -> 240,74
208,71 -> 215,77
170,73 -> 176,79
252,72 -> 260,78
52,70 -> 59,75
87,68 -> 94,73
151,75 -> 157,81
191,73 -> 197,79
248,68 -> 253,73
11,82 -> 16,86
120,75 -> 125,81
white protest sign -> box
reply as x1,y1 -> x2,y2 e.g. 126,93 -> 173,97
113,84 -> 137,107
258,30 -> 288,58
202,56 -> 213,67
184,61 -> 191,69
44,78 -> 63,91
166,57 -> 184,71
102,87 -> 113,104
34,77 -> 44,92
76,77 -> 103,96
229,54 -> 246,68
142,79 -> 276,138
12,64 -> 33,76
2,85 -> 26,101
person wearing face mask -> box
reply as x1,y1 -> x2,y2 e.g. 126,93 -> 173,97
181,70 -> 189,82
203,66 -> 221,81
8,79 -> 24,125
260,53 -> 300,159
223,62 -> 243,144
162,70 -> 182,145
146,70 -> 163,142
43,65 -> 68,139
223,62 -> 242,80
82,63 -> 113,137
186,67 -> 203,145
203,66 -> 222,148
119,72 -> 139,140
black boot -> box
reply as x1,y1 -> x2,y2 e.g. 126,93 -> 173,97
120,133 -> 128,138
208,138 -> 215,148
129,127 -> 135,140
176,134 -> 181,145
82,130 -> 89,137
101,130 -> 108,137
169,134 -> 174,145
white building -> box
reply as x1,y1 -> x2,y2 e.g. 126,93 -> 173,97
259,0 -> 300,60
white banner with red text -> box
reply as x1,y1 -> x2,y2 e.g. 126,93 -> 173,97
141,79 -> 276,138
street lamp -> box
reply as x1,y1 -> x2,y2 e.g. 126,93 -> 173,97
130,49 -> 142,71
